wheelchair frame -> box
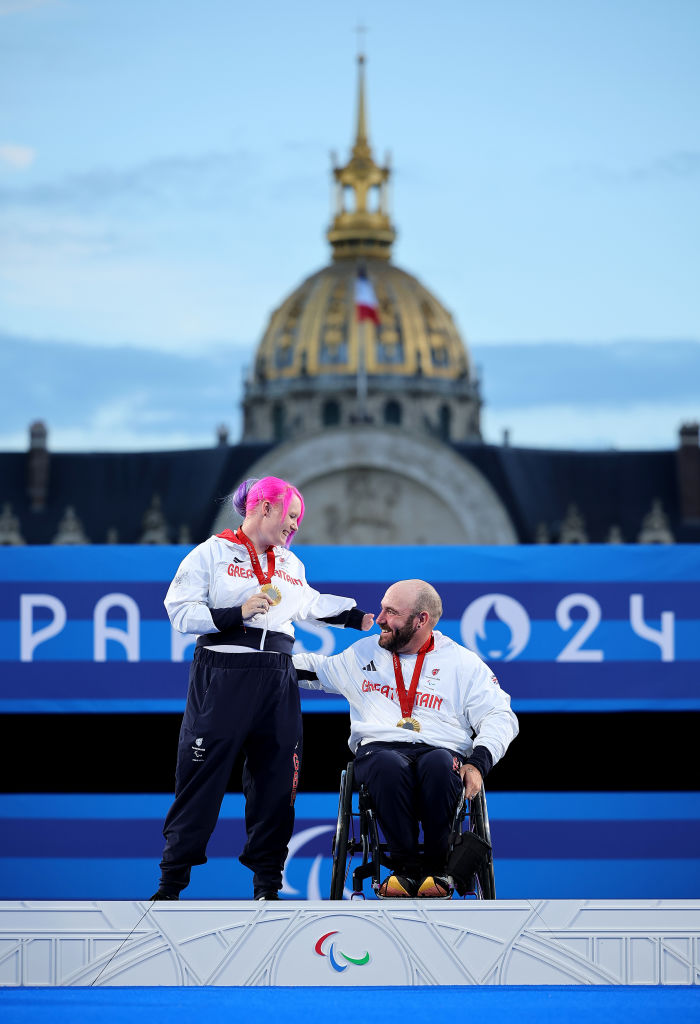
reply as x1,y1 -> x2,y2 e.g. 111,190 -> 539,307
329,760 -> 496,900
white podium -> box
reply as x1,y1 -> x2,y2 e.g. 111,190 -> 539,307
1,900 -> 699,987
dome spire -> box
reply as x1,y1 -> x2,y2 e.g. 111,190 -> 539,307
327,53 -> 396,261
354,23 -> 369,146
354,51 -> 369,152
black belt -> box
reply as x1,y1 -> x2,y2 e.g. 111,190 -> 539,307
196,626 -> 295,655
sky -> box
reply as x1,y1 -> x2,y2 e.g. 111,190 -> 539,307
1,0 -> 699,452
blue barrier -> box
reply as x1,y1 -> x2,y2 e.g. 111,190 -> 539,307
2,792 -> 699,900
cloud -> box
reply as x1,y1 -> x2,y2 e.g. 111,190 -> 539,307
0,214 -> 121,258
483,400 -> 697,451
0,0 -> 53,13
0,239 -> 269,349
563,150 -> 700,187
0,334 -> 245,451
472,341 -> 700,408
627,151 -> 700,183
0,143 -> 36,169
0,150 -> 258,211
1,333 -> 697,454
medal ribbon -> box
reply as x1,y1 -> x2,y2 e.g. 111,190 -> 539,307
234,528 -> 276,585
391,633 -> 434,720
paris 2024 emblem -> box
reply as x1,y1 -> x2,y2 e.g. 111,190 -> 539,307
460,594 -> 530,661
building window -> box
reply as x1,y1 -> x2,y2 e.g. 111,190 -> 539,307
439,404 -> 451,441
384,400 -> 402,425
322,399 -> 341,426
272,403 -> 285,441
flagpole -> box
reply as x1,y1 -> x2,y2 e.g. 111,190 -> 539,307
357,316 -> 368,420
354,266 -> 378,423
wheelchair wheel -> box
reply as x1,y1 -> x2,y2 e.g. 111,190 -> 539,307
470,786 -> 496,900
329,762 -> 354,900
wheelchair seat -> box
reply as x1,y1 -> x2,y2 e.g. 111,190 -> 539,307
329,760 -> 496,900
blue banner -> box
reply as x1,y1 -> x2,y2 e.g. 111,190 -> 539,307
1,545 -> 699,712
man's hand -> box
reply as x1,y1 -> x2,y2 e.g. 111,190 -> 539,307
360,612 -> 375,631
460,763 -> 483,799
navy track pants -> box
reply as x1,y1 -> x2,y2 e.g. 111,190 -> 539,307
353,741 -> 464,878
158,647 -> 302,898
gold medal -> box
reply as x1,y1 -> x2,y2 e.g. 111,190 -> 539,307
396,717 -> 421,732
260,583 -> 282,606
391,635 -> 432,738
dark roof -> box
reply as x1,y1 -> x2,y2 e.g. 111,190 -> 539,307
1,438 -> 696,544
0,443 -> 272,544
454,442 -> 695,542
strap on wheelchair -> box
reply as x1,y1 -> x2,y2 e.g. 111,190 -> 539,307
447,831 -> 491,896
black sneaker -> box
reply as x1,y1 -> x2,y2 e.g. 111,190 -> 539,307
149,891 -> 179,901
256,892 -> 280,900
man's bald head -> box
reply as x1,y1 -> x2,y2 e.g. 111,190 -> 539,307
378,580 -> 443,653
404,579 -> 442,627
382,580 -> 443,624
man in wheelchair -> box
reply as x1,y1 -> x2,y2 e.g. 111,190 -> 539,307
294,579 -> 518,899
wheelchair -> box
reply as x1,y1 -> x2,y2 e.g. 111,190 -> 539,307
329,760 -> 496,900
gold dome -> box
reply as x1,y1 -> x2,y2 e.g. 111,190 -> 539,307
242,54 -> 481,444
253,257 -> 471,383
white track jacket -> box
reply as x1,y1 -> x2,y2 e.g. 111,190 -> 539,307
164,533 -> 357,643
294,631 -> 518,762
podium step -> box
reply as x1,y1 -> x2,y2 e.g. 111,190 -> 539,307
1,899 -> 699,987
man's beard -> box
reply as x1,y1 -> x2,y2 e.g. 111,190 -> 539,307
378,619 -> 418,653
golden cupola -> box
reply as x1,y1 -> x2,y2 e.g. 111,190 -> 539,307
241,55 -> 482,446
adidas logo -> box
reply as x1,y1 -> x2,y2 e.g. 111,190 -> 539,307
361,660 -> 377,673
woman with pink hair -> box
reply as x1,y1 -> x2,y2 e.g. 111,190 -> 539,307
152,476 -> 373,901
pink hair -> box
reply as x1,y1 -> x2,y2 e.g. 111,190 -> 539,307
242,476 -> 305,546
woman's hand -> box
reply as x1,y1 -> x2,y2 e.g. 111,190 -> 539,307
242,592 -> 274,619
360,613 -> 375,631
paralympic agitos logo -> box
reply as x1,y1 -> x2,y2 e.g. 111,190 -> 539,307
314,931 -> 370,973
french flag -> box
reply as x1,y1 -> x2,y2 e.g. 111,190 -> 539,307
355,268 -> 380,324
